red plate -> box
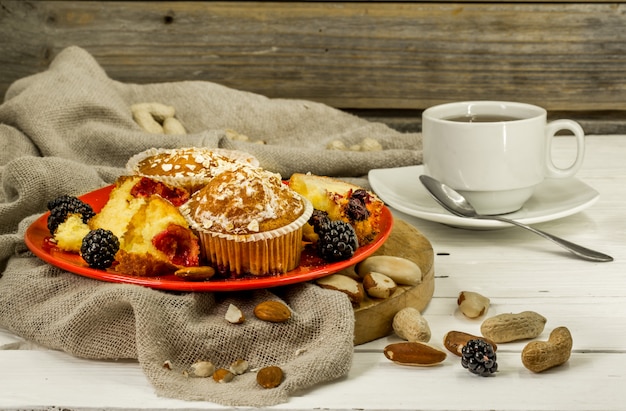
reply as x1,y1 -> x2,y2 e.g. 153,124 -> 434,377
24,185 -> 393,292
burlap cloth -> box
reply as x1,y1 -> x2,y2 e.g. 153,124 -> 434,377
0,46 -> 421,406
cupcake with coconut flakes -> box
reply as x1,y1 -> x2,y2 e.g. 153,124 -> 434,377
126,147 -> 259,193
180,164 -> 312,277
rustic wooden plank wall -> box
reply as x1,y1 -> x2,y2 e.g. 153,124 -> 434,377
1,0 -> 625,133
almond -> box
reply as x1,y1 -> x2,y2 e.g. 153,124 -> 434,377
383,341 -> 447,367
229,358 -> 249,375
225,303 -> 245,324
174,266 -> 215,281
190,360 -> 216,378
443,330 -> 498,356
256,365 -> 284,388
212,368 -> 234,383
253,300 -> 292,323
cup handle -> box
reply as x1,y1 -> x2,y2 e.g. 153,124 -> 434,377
545,119 -> 585,178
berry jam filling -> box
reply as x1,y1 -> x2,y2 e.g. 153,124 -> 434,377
346,189 -> 370,221
152,224 -> 200,267
131,177 -> 190,206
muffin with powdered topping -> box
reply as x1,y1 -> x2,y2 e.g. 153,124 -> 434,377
180,165 -> 312,277
126,147 -> 259,193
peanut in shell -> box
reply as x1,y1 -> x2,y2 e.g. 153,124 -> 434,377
480,311 -> 547,343
522,326 -> 573,373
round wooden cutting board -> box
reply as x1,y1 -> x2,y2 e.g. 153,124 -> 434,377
353,219 -> 435,345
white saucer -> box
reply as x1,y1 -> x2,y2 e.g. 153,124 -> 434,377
368,165 -> 600,230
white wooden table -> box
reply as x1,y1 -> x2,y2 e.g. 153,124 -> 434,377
1,135 -> 624,410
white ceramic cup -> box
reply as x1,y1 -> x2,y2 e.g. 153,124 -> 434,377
422,101 -> 585,215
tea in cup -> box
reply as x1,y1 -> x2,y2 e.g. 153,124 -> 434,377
421,101 -> 585,215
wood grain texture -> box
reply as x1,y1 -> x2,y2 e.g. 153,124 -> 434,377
1,1 -> 625,132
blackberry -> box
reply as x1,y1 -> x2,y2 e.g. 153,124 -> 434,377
80,229 -> 120,270
308,209 -> 331,232
316,220 -> 359,261
47,195 -> 82,211
46,196 -> 95,234
461,339 -> 498,377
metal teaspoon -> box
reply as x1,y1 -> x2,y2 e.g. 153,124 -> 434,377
419,174 -> 613,262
